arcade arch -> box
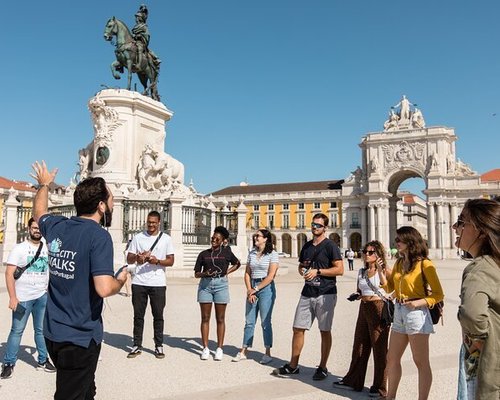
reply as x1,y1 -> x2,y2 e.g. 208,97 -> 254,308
341,96 -> 485,259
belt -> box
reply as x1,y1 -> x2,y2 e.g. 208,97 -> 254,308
395,297 -> 420,304
251,277 -> 265,282
360,295 -> 381,302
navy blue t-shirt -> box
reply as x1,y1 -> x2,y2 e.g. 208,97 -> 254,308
299,239 -> 342,298
39,214 -> 114,347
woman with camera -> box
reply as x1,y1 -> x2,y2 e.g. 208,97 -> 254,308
383,226 -> 444,400
334,240 -> 391,398
454,198 -> 500,400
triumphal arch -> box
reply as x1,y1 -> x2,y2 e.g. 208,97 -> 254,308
342,96 -> 485,258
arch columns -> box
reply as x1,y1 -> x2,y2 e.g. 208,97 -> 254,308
368,204 -> 376,241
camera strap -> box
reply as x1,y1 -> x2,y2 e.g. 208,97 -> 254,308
149,232 -> 163,252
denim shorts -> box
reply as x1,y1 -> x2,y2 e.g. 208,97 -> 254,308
391,302 -> 434,335
197,276 -> 230,304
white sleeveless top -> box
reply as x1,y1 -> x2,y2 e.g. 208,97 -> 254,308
357,268 -> 387,296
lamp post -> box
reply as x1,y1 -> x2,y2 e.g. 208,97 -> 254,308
437,220 -> 446,260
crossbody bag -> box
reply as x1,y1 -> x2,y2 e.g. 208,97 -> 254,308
13,242 -> 44,280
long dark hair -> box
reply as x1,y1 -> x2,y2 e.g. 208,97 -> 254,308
396,226 -> 428,272
463,198 -> 500,267
254,229 -> 274,255
362,240 -> 387,269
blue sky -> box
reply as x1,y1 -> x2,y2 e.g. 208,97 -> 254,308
1,1 -> 499,195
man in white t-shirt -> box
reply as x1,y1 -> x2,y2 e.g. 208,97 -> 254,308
126,211 -> 175,359
1,218 -> 55,379
346,248 -> 355,271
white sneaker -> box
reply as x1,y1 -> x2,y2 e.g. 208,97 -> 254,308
259,354 -> 273,364
232,352 -> 247,362
214,347 -> 223,361
200,347 -> 210,360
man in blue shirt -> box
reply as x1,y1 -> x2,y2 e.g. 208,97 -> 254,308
32,161 -> 128,400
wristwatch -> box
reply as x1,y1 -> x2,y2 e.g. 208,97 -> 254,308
253,286 -> 259,292
156,260 -> 160,265
316,268 -> 321,276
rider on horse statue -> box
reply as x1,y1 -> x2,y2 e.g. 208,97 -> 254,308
132,5 -> 160,71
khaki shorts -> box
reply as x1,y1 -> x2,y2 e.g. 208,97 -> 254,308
293,294 -> 337,331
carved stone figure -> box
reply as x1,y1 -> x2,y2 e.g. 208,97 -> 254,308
455,159 -> 476,176
446,153 -> 455,174
392,95 -> 415,121
370,156 -> 379,173
137,145 -> 185,191
88,96 -> 122,147
411,107 -> 426,128
429,152 -> 439,170
103,5 -> 161,101
78,148 -> 90,180
383,109 -> 400,131
95,146 -> 110,165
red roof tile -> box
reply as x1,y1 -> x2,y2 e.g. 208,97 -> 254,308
0,176 -> 36,192
481,169 -> 500,182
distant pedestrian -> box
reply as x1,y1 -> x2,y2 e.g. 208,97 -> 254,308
126,211 -> 175,360
194,226 -> 240,361
1,218 -> 55,379
273,213 -> 343,381
232,229 -> 279,364
347,248 -> 355,271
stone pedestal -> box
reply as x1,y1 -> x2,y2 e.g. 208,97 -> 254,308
88,89 -> 173,191
2,189 -> 20,263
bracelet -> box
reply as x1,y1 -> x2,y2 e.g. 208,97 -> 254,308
38,184 -> 50,189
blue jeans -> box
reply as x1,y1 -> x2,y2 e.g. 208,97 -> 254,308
4,293 -> 48,365
242,280 -> 276,348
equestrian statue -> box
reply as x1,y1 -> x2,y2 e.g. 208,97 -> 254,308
104,4 -> 161,101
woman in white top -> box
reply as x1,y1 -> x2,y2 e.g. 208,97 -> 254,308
334,240 -> 391,398
233,229 -> 279,364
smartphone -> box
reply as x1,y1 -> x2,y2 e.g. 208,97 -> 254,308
15,303 -> 26,316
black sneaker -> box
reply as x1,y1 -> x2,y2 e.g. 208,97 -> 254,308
127,345 -> 143,358
154,346 -> 165,359
312,366 -> 328,381
0,364 -> 14,379
37,359 -> 56,373
271,363 -> 299,376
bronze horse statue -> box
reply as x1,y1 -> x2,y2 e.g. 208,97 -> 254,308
104,17 -> 160,101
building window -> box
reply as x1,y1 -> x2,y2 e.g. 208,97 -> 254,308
330,201 -> 337,208
314,202 -> 321,209
283,214 -> 289,229
408,206 -> 412,212
253,215 -> 260,229
253,205 -> 259,211
268,204 -> 274,211
283,203 -> 289,210
330,213 -> 338,228
408,215 -> 412,221
350,212 -> 360,229
298,214 -> 305,228
268,215 -> 274,229
298,203 -> 305,210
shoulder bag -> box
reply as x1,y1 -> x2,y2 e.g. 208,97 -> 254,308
13,242 -> 44,280
363,269 -> 394,327
420,261 -> 444,325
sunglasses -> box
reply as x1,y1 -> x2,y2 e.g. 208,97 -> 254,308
362,250 -> 376,255
253,234 -> 264,239
394,237 -> 403,243
311,222 -> 325,229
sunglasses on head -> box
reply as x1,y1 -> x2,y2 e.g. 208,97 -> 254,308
311,222 -> 325,229
362,250 -> 376,255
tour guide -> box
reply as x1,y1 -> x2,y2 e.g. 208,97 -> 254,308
32,160 -> 129,400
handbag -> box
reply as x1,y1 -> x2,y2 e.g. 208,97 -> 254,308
363,269 -> 394,327
13,242 -> 44,280
420,261 -> 444,325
